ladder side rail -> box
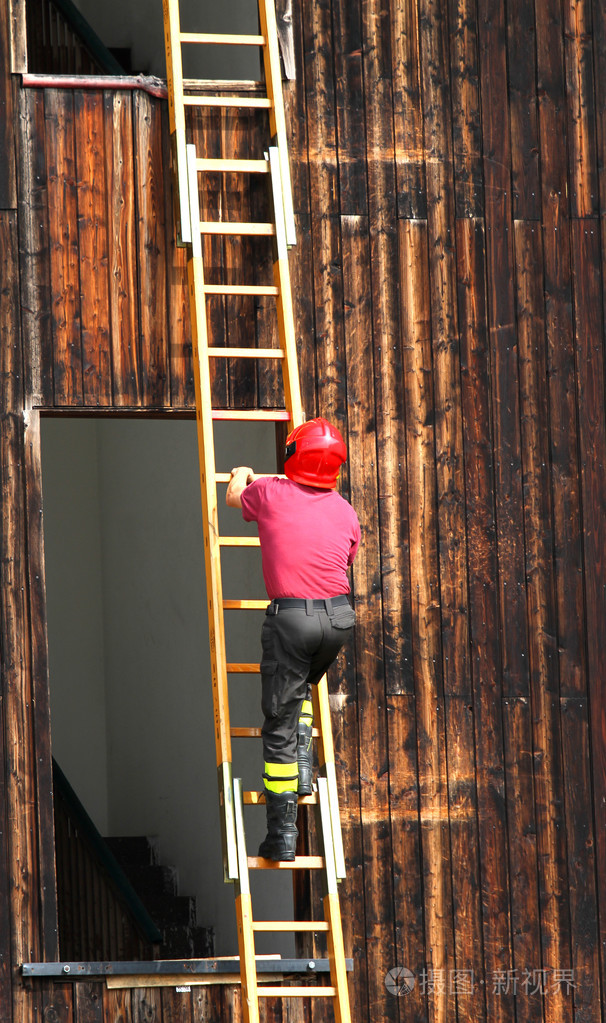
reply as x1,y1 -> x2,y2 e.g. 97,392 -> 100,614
257,0 -> 296,245
313,677 -> 347,879
162,0 -> 191,242
317,778 -> 352,1023
187,144 -> 238,880
233,779 -> 260,1023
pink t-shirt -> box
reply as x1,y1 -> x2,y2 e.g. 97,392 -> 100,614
241,477 -> 360,599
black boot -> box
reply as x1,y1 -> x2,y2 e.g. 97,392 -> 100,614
258,790 -> 298,861
297,720 -> 313,796
297,692 -> 314,796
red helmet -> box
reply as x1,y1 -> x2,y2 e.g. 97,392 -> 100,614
284,418 -> 347,490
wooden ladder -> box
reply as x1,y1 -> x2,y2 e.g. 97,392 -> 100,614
161,3 -> 353,1022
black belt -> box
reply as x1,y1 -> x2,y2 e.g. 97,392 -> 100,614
267,595 -> 350,616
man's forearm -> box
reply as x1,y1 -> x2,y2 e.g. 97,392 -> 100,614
226,466 -> 256,508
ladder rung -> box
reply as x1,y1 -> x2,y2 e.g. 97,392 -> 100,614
219,536 -> 261,546
183,95 -> 272,109
199,221 -> 275,236
226,664 -> 260,674
243,790 -> 317,805
248,856 -> 324,869
223,599 -> 268,610
180,32 -> 266,46
204,284 -> 279,296
217,469 -> 290,481
196,158 -> 269,174
212,410 -> 291,421
252,921 -> 330,932
257,987 -> 336,998
232,726 -> 320,737
209,347 -> 284,359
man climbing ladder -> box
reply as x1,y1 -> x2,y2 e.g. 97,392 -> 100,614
226,418 -> 360,860
162,0 -> 357,1016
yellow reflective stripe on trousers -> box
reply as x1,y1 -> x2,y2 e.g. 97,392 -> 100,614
298,699 -> 313,723
264,760 -> 298,793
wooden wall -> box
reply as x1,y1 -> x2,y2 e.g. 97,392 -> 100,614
17,81 -> 284,413
1,0 -> 606,1020
289,0 -> 606,1019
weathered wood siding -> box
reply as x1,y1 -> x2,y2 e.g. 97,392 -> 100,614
1,0 -> 606,1019
285,2 -> 606,1023
17,82 -> 282,413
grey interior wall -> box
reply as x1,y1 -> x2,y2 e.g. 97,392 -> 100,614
76,0 -> 260,79
42,419 -> 110,834
41,417 -> 293,956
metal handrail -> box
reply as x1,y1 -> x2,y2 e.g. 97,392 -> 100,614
52,759 -> 163,946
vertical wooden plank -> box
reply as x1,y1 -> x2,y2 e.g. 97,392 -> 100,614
387,696 -> 427,1023
189,103 -> 228,409
455,218 -> 501,1023
132,987 -> 162,1023
455,217 -> 498,706
0,0 -> 17,208
220,984 -> 243,1023
282,5 -> 309,215
302,0 -> 345,430
571,219 -> 606,1008
283,0 -> 315,419
104,89 -> 140,406
477,0 -> 529,702
447,0 -> 483,217
560,699 -> 601,1022
563,0 -> 599,218
535,0 -> 586,704
222,108 -> 256,409
192,984 -> 222,1023
134,90 -> 169,408
454,200 -> 514,1022
331,0 -> 367,215
163,100 -> 194,411
44,87 -> 83,406
1,210 -> 45,1023
501,698 -> 542,1023
419,0 -> 469,701
444,697 -> 485,1022
287,211 -> 315,420
0,644 -> 12,1019
362,0 -> 413,697
9,0 -> 27,72
18,86 -> 54,407
103,987 -> 133,1023
74,982 -> 104,1023
399,218 -> 455,1023
43,983 -> 74,1023
249,115 -> 280,411
390,0 -> 426,218
24,411 -> 58,960
592,0 -> 606,220
512,220 -> 566,1023
74,90 -> 112,406
513,219 -> 575,1023
506,0 -> 541,218
284,6 -> 314,422
161,986 -> 192,1023
0,212 -> 21,1023
342,213 -> 395,1023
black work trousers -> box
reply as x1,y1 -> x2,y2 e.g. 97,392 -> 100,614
260,596 -> 356,765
